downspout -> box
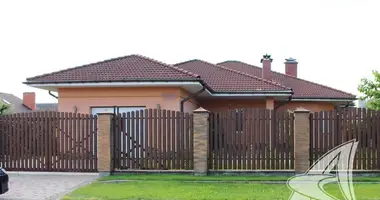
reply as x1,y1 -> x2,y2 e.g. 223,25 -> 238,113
274,89 -> 294,111
180,86 -> 206,113
49,91 -> 58,99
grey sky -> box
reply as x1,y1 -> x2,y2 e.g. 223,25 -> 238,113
1,0 -> 379,103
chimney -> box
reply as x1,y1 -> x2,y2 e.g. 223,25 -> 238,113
261,54 -> 273,80
285,57 -> 298,77
23,92 -> 36,110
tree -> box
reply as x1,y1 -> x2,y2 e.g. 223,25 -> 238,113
358,70 -> 380,110
0,102 -> 10,115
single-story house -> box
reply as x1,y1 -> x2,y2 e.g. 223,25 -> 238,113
23,54 -> 356,115
0,92 -> 57,113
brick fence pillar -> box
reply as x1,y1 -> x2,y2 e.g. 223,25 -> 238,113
293,108 -> 311,174
193,107 -> 209,175
97,113 -> 113,176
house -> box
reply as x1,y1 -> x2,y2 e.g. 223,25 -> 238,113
23,54 -> 356,115
0,92 -> 57,113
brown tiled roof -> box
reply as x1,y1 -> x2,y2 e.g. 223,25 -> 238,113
218,61 -> 356,99
174,60 -> 291,93
26,55 -> 201,83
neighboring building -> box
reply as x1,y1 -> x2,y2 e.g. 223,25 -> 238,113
23,54 -> 356,115
0,92 -> 57,113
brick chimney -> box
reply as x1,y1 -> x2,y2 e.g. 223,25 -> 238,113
261,54 -> 273,80
285,57 -> 298,77
23,92 -> 36,110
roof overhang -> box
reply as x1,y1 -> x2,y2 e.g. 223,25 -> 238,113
25,81 -> 293,99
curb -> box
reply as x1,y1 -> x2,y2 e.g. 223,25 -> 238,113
7,171 -> 99,176
99,179 -> 380,184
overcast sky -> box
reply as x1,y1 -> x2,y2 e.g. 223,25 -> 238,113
0,0 -> 379,103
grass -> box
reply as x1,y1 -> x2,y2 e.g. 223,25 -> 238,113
98,174 -> 380,182
63,174 -> 380,200
63,181 -> 380,200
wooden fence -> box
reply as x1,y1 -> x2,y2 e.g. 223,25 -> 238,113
112,109 -> 193,170
0,111 -> 98,172
208,108 -> 294,170
310,108 -> 380,170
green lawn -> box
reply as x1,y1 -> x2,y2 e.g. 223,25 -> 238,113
98,174 -> 380,182
63,174 -> 380,200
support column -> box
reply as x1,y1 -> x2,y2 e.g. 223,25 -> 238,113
97,113 -> 113,176
293,108 -> 311,174
193,107 -> 209,175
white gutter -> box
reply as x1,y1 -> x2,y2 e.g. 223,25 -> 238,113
27,81 -> 292,97
291,98 -> 354,102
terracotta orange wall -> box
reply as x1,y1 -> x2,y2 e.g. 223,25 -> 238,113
199,99 -> 266,112
276,101 -> 335,112
58,87 -> 183,114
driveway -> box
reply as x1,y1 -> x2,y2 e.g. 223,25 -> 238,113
0,172 -> 98,200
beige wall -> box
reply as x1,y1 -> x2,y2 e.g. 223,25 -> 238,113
58,87 -> 183,114
57,87 -> 337,114
199,99 -> 266,112
276,101 -> 335,113
180,89 -> 200,113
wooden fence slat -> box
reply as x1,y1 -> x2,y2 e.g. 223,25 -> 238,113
157,109 -> 161,169
280,111 -> 285,169
362,108 -> 367,170
175,111 -> 180,169
136,111 -> 140,169
284,112 -> 290,169
237,110 -> 242,170
27,112 -> 31,171
366,109 -> 371,170
220,111 -> 226,169
185,113 -> 190,169
371,109 -> 376,170
242,110 -> 247,170
153,109 -> 158,169
245,109 -> 251,170
189,114 -> 194,170
139,110 -> 144,169
162,110 -> 167,169
166,110 -> 171,169
81,113 -> 86,171
253,109 -> 258,169
126,112 -> 131,169
265,110 -> 271,169
290,112 -> 294,169
209,113 -> 215,169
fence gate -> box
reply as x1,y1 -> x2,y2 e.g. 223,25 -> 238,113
208,108 -> 294,170
0,111 -> 98,172
112,109 -> 193,170
310,108 -> 380,170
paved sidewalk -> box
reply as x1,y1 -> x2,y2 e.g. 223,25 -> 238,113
0,172 -> 98,200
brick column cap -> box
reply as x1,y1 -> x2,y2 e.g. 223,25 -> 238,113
193,107 -> 209,113
294,107 -> 311,113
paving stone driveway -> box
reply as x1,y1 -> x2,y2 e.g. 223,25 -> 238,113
0,173 -> 98,200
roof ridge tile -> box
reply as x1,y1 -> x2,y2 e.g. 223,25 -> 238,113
133,54 -> 201,78
218,60 -> 356,98
214,63 -> 291,90
176,59 -> 291,90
